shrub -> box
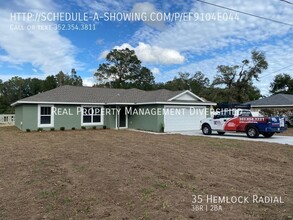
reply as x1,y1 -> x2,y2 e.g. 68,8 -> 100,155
26,129 -> 31,132
159,123 -> 164,133
60,127 -> 65,131
50,128 -> 55,131
37,128 -> 43,132
71,127 -> 75,130
81,126 -> 86,130
103,125 -> 107,129
92,126 -> 96,130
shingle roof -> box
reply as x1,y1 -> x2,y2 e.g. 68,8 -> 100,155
13,85 -> 212,105
245,94 -> 293,106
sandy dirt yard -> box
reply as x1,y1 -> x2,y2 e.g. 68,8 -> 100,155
0,126 -> 292,220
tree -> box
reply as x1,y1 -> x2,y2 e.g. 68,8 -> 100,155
165,71 -> 210,94
164,72 -> 210,97
69,68 -> 83,86
55,69 -> 83,87
43,75 -> 57,91
212,50 -> 268,102
94,48 -> 154,89
270,73 -> 293,94
132,67 -> 155,90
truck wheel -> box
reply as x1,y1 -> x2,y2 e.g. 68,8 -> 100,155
202,124 -> 212,135
217,132 -> 225,135
262,132 -> 275,138
246,126 -> 259,138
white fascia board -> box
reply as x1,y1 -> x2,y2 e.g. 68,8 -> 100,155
12,100 -> 217,106
11,101 -> 106,106
136,102 -> 217,106
168,90 -> 205,102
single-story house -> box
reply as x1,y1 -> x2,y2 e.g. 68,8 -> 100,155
245,94 -> 293,111
245,94 -> 293,125
11,85 -> 216,132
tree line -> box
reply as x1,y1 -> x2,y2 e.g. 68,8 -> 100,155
0,48 -> 292,114
0,69 -> 82,113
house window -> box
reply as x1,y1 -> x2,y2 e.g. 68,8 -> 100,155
81,106 -> 103,125
38,105 -> 54,127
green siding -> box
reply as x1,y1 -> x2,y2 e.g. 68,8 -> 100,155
128,105 -> 164,132
104,107 -> 116,129
15,104 -> 118,131
15,104 -> 38,131
54,105 -> 82,130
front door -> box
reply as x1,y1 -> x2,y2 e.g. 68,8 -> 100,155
119,106 -> 127,128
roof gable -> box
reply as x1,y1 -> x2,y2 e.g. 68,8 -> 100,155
168,90 -> 205,102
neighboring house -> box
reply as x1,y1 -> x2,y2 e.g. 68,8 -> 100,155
245,94 -> 293,126
245,94 -> 293,111
11,85 -> 216,132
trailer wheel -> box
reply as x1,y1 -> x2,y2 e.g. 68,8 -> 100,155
202,124 -> 212,135
246,126 -> 259,138
262,132 -> 275,138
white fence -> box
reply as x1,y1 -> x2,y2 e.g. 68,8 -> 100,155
0,114 -> 15,124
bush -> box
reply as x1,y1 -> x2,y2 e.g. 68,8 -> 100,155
60,127 -> 65,131
159,123 -> 164,133
81,126 -> 86,130
26,129 -> 31,132
72,127 -> 75,130
37,128 -> 43,132
92,126 -> 96,130
50,128 -> 55,131
103,125 -> 106,129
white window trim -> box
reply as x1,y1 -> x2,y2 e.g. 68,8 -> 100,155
38,104 -> 54,128
81,105 -> 104,126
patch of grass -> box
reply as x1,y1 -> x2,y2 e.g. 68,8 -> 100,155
45,203 -> 55,212
141,188 -> 154,199
81,126 -> 86,130
61,197 -> 72,204
50,128 -> 55,131
161,201 -> 170,210
40,190 -> 57,198
37,128 -> 43,132
155,182 -> 168,189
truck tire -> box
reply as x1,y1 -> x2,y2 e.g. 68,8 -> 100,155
202,124 -> 212,135
246,126 -> 259,138
217,132 -> 225,135
262,132 -> 275,138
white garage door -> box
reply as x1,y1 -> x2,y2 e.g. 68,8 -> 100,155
164,106 -> 206,132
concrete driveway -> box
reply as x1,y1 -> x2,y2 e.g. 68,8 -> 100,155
172,130 -> 293,146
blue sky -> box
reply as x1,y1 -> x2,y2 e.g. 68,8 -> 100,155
0,0 -> 293,95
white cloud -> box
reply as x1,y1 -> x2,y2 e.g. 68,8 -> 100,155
0,0 -> 80,74
133,0 -> 293,54
107,42 -> 185,65
82,76 -> 96,87
151,67 -> 160,74
98,50 -> 109,60
132,2 -> 165,30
